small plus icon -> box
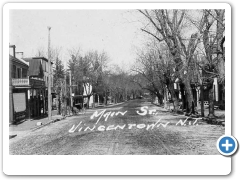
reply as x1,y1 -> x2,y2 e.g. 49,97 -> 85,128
222,139 -> 233,151
217,135 -> 238,156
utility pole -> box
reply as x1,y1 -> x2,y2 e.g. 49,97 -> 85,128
47,26 -> 52,121
69,70 -> 73,113
64,74 -> 67,116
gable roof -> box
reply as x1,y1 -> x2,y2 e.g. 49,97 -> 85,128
10,55 -> 29,67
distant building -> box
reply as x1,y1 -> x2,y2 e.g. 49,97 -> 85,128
83,83 -> 93,107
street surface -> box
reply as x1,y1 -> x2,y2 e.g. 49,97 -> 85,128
9,99 -> 225,155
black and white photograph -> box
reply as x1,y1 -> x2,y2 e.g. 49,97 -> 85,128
2,2 -> 235,176
8,7 -> 226,155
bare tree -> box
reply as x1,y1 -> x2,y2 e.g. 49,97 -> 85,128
197,10 -> 225,118
178,9 -> 225,118
132,41 -> 180,110
138,9 -> 205,114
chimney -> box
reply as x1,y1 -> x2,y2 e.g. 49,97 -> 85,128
9,45 -> 16,58
16,52 -> 24,59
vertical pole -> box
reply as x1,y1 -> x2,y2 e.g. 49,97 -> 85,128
30,89 -> 33,117
26,89 -> 30,119
48,26 -> 52,121
69,70 -> 73,113
213,84 -> 216,109
36,90 -> 39,117
9,54 -> 14,123
98,94 -> 99,106
215,78 -> 219,102
64,74 -> 67,116
196,88 -> 199,109
43,89 -> 45,115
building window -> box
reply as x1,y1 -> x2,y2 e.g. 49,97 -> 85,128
22,68 -> 28,78
17,67 -> 22,78
42,60 -> 46,72
12,65 -> 16,78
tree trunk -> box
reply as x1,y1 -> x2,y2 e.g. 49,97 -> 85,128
208,83 -> 215,118
164,87 -> 168,109
57,94 -> 61,115
179,83 -> 186,111
155,90 -> 163,105
92,93 -> 95,108
104,91 -> 107,105
167,82 -> 179,111
118,93 -> 120,102
183,77 -> 195,114
158,95 -> 163,105
86,96 -> 90,109
200,84 -> 205,117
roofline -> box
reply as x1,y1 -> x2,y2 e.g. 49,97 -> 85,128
32,56 -> 48,61
10,55 -> 29,67
25,57 -> 54,64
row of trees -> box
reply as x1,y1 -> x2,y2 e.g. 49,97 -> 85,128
50,48 -> 143,115
131,9 -> 225,118
49,9 -> 225,118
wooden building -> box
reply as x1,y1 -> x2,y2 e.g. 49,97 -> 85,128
9,45 -> 53,123
23,57 -> 53,118
10,54 -> 29,122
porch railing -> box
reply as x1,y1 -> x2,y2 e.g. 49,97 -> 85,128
12,78 -> 29,86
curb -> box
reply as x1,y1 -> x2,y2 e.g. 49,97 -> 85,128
201,117 -> 225,126
104,102 -> 125,107
31,116 -> 66,131
92,102 -> 126,109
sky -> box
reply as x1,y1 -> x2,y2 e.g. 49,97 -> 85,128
9,10 -> 147,70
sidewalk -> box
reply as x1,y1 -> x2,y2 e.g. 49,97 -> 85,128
9,102 -> 126,136
9,114 -> 64,134
152,102 -> 225,125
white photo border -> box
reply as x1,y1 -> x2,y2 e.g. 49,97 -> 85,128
3,2 -> 231,175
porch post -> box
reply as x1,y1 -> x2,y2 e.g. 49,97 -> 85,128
196,87 -> 200,109
43,89 -> 45,115
26,89 -> 30,119
98,94 -> 99,106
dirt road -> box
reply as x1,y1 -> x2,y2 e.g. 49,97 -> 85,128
9,99 -> 225,155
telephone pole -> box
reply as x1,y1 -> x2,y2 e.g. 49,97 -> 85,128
69,70 -> 73,113
64,74 -> 67,116
48,26 -> 52,121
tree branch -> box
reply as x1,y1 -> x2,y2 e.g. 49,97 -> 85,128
177,10 -> 185,30
138,10 -> 164,36
205,9 -> 225,27
141,28 -> 165,42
